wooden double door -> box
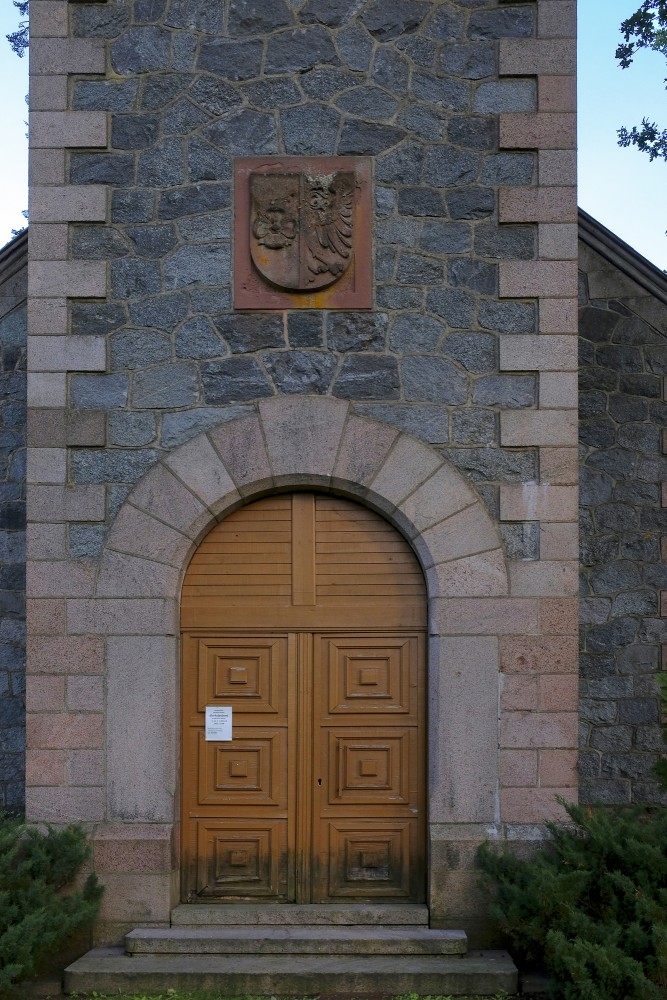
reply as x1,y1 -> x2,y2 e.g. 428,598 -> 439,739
181,494 -> 427,904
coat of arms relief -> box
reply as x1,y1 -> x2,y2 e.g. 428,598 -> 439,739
234,157 -> 372,309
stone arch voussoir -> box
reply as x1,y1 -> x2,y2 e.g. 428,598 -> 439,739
98,396 -> 508,603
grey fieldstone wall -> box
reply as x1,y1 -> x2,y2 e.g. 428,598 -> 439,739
63,0 -> 540,556
579,240 -> 667,806
0,232 -> 27,816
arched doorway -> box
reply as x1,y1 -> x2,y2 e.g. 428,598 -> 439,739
181,491 -> 427,904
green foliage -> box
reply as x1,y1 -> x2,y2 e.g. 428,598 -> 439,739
478,800 -> 667,1000
6,1 -> 28,58
72,995 -> 511,1000
0,812 -> 102,990
616,1 -> 667,161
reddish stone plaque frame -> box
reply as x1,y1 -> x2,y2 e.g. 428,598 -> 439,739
234,156 -> 372,310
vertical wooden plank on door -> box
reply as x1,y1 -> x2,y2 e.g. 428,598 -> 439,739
295,631 -> 314,901
287,631 -> 298,902
292,493 -> 316,606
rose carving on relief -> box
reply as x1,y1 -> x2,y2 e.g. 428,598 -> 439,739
253,199 -> 297,250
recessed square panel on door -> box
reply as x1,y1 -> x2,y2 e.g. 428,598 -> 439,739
320,636 -> 418,722
197,819 -> 288,899
324,820 -> 416,898
197,636 -> 288,721
324,729 -> 415,809
197,729 -> 287,808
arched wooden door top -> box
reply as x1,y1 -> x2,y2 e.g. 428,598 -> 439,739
181,492 -> 427,631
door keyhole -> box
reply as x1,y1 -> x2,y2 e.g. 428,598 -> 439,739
317,778 -> 322,785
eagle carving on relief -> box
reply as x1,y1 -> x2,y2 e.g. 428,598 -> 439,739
249,171 -> 355,292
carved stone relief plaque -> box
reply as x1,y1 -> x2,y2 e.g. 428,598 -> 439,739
234,157 -> 372,310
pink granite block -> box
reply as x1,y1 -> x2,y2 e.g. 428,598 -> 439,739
538,149 -> 577,187
431,598 -> 539,635
501,410 -> 578,448
540,372 -> 578,408
30,1 -> 68,38
500,710 -> 578,749
129,464 -> 210,539
28,712 -> 104,750
29,484 -> 106,522
26,786 -> 105,824
499,261 -> 578,298
499,39 -> 575,75
370,434 -> 442,509
539,296 -> 579,333
29,149 -> 66,185
501,674 -> 539,712
334,415 -> 398,490
500,635 -> 579,674
26,748 -> 66,787
29,111 -> 107,149
500,187 -> 577,223
539,522 -> 579,560
67,675 -> 104,712
27,560 -> 96,598
540,674 -> 579,712
540,448 -> 578,484
499,335 -> 577,372
539,597 -> 579,636
28,334 -> 106,370
509,560 -> 579,597
66,598 -> 177,636
539,748 -> 578,787
27,636 -> 105,674
29,185 -> 107,223
27,675 -> 66,712
259,396 -> 348,482
501,787 -> 574,823
30,37 -> 105,75
96,551 -> 181,599
500,112 -> 576,150
539,75 -> 577,113
106,504 -> 192,568
67,749 -> 105,787
399,463 -> 477,534
429,549 -> 508,598
539,0 -> 576,38
422,504 -> 500,564
28,298 -> 68,336
27,599 -> 67,635
164,435 -> 239,516
208,416 -> 273,496
500,748 -> 538,788
94,825 -> 173,874
500,483 -> 578,521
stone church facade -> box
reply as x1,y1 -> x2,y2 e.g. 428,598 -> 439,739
0,0 -> 664,976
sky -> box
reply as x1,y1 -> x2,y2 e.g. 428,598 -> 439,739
0,2 -> 665,269
578,0 -> 666,271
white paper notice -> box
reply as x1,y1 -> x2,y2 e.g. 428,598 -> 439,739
205,706 -> 232,741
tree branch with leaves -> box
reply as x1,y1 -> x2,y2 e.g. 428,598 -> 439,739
6,1 -> 28,59
616,1 -> 667,161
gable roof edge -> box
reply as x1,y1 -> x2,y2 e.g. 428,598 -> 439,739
578,207 -> 667,307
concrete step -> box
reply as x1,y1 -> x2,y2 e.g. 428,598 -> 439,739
171,902 -> 430,926
64,948 -> 518,997
126,925 -> 468,956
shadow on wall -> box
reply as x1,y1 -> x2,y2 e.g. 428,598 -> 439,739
0,230 -> 27,815
578,220 -> 667,808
